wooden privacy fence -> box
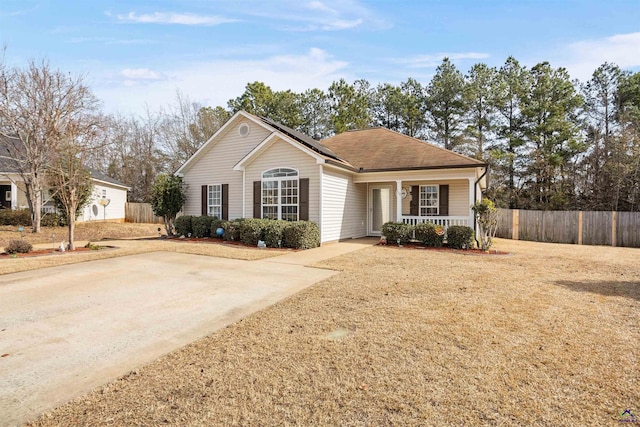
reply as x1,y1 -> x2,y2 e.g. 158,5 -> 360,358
125,203 -> 164,224
496,209 -> 640,248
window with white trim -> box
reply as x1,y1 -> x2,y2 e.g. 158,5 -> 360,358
419,185 -> 439,215
208,184 -> 222,218
262,168 -> 298,221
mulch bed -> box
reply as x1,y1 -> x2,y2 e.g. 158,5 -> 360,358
378,242 -> 509,255
157,236 -> 293,252
0,246 -> 116,259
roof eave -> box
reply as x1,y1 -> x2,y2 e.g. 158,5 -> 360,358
357,163 -> 487,173
323,159 -> 359,172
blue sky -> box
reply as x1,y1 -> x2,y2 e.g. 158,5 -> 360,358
1,0 -> 639,115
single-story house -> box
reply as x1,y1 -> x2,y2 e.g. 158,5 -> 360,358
0,146 -> 129,222
176,110 -> 487,243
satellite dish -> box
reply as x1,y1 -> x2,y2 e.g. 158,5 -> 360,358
98,198 -> 111,207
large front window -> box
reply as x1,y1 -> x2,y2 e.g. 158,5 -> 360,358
420,185 -> 438,215
262,168 -> 298,221
208,184 -> 222,218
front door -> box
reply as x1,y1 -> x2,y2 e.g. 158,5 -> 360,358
0,185 -> 11,209
369,185 -> 392,235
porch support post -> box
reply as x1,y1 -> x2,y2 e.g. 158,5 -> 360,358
10,180 -> 18,210
396,180 -> 402,223
468,178 -> 475,228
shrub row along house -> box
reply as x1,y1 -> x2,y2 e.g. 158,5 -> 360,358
0,141 -> 128,222
177,111 -> 487,244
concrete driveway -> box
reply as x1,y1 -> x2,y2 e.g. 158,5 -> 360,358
0,251 -> 341,427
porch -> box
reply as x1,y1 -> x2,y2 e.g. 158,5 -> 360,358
359,172 -> 483,236
401,215 -> 470,228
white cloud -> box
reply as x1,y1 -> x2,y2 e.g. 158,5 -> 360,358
95,48 -> 349,115
119,68 -> 166,86
396,52 -> 491,68
231,0 -> 389,32
321,18 -> 363,31
115,12 -> 237,26
559,32 -> 640,80
307,1 -> 338,15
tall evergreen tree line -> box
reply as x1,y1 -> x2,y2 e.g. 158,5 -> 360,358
85,57 -> 640,211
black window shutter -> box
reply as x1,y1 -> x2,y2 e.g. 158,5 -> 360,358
439,184 -> 449,216
201,185 -> 208,216
253,181 -> 261,218
299,178 -> 309,221
410,185 -> 419,216
221,184 -> 229,220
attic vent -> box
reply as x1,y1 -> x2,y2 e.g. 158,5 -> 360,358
238,123 -> 250,137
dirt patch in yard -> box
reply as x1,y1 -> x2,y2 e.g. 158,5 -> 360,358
26,238 -> 640,426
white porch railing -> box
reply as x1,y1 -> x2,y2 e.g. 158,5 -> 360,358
401,215 -> 470,228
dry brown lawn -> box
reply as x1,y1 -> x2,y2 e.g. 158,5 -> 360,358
0,223 -> 280,275
0,222 -> 162,247
22,238 -> 640,426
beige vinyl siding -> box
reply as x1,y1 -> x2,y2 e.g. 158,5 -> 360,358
321,168 -> 367,242
244,138 -> 320,223
182,119 -> 271,218
401,179 -> 469,216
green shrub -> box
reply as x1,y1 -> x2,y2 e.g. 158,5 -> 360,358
0,208 -> 31,226
447,225 -> 474,249
192,216 -> 214,238
84,242 -> 102,250
239,218 -> 269,246
415,222 -> 445,247
223,219 -> 244,241
41,212 -> 64,227
174,215 -> 193,237
210,218 -> 226,238
263,220 -> 289,248
283,221 -> 320,249
381,222 -> 412,245
5,239 -> 32,254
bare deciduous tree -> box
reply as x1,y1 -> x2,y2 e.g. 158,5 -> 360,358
47,141 -> 94,250
0,59 -> 100,232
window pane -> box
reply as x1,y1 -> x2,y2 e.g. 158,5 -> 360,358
263,168 -> 298,178
281,205 -> 298,221
263,206 -> 278,220
209,206 -> 221,218
262,181 -> 278,205
208,184 -> 222,217
419,185 -> 438,215
280,179 -> 298,205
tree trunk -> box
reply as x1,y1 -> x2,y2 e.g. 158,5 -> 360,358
68,218 -> 76,251
25,181 -> 43,233
164,216 -> 174,236
67,201 -> 77,250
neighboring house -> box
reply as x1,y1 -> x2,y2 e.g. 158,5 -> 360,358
77,169 -> 129,222
177,110 -> 487,244
0,143 -> 128,222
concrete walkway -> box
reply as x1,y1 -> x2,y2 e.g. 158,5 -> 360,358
267,238 -> 378,266
0,239 -> 375,427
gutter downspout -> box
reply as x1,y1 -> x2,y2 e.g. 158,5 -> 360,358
473,166 -> 488,248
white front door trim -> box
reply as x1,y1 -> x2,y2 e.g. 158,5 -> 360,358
368,184 -> 393,236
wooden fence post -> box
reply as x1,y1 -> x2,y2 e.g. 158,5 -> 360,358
578,211 -> 583,245
512,209 -> 519,240
612,211 -> 617,247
